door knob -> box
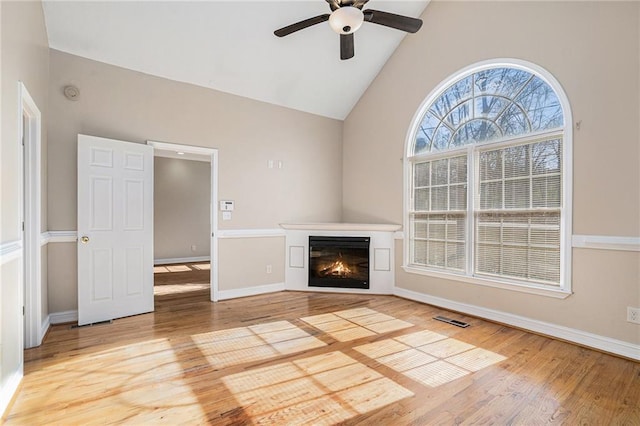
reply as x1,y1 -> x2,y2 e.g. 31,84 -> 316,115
80,236 -> 90,244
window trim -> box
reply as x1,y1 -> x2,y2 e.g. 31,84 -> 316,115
403,59 -> 573,297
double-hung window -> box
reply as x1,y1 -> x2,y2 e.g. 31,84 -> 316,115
405,62 -> 571,295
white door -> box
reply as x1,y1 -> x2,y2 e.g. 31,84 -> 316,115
77,134 -> 154,326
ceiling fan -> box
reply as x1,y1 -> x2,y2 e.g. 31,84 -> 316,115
274,0 -> 423,60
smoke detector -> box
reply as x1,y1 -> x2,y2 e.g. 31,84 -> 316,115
63,85 -> 80,101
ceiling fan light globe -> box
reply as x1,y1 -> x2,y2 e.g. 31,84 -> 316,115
329,6 -> 364,35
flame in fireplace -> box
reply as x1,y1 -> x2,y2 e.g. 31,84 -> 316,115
320,258 -> 353,278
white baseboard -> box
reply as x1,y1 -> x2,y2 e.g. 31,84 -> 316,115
154,256 -> 210,265
217,282 -> 285,301
394,287 -> 640,361
40,315 -> 51,343
0,365 -> 23,418
50,310 -> 78,324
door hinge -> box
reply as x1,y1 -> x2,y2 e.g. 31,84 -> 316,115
23,306 -> 25,316
22,221 -> 25,231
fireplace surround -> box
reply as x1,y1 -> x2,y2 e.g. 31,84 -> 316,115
281,223 -> 401,295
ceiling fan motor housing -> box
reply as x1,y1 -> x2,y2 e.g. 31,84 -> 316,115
329,6 -> 364,34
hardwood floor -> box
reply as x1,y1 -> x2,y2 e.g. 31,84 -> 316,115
6,278 -> 640,424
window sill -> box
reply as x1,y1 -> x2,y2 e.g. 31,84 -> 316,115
401,265 -> 572,299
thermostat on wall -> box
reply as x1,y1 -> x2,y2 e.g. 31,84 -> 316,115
219,200 -> 234,211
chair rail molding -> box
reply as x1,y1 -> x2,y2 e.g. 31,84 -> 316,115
40,231 -> 77,245
572,235 -> 640,252
0,240 -> 23,264
217,228 -> 285,239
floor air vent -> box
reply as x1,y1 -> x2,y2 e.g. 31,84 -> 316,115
433,315 -> 470,328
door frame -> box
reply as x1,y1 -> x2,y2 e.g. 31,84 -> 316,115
147,141 -> 219,302
19,82 -> 43,348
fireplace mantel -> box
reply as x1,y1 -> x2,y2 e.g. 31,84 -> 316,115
280,223 -> 401,232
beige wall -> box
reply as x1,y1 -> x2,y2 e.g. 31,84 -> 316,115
343,2 -> 640,344
48,50 -> 343,231
218,237 -> 285,291
1,0 -> 49,413
154,156 -> 211,260
47,50 -> 343,312
47,243 -> 77,314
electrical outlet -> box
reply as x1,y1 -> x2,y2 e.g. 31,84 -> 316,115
266,265 -> 272,274
627,307 -> 640,324
191,245 -> 197,252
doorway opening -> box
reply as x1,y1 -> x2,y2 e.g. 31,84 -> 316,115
147,141 -> 219,303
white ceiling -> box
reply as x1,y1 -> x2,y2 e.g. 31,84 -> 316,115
42,0 -> 429,120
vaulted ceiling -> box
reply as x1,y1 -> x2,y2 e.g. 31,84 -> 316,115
42,1 -> 429,120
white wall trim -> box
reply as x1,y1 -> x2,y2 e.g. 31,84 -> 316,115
0,240 -> 23,264
40,315 -> 51,343
0,365 -> 23,418
217,282 -> 285,301
217,228 -> 285,239
572,235 -> 640,252
147,140 -> 215,157
280,223 -> 401,232
394,287 -> 640,360
49,310 -> 78,324
154,256 -> 210,265
41,231 -> 77,245
20,81 -> 44,349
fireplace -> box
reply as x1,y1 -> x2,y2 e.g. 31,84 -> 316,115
308,236 -> 370,289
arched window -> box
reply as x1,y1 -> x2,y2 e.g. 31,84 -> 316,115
405,60 -> 572,295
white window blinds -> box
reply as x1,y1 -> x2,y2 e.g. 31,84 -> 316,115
475,138 -> 562,284
411,155 -> 467,272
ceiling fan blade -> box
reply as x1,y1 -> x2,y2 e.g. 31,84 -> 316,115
274,14 -> 330,37
363,9 -> 423,33
325,0 -> 340,11
352,0 -> 370,9
340,33 -> 354,60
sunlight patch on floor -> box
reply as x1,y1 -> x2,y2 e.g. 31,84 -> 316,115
192,320 -> 326,369
300,308 -> 414,342
222,351 -> 413,425
154,283 -> 210,296
355,330 -> 507,388
20,338 -> 208,423
191,263 -> 210,270
153,262 -> 210,273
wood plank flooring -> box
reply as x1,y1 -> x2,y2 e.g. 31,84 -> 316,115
6,270 -> 640,424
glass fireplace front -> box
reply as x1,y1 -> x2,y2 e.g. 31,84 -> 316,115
308,236 -> 370,289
